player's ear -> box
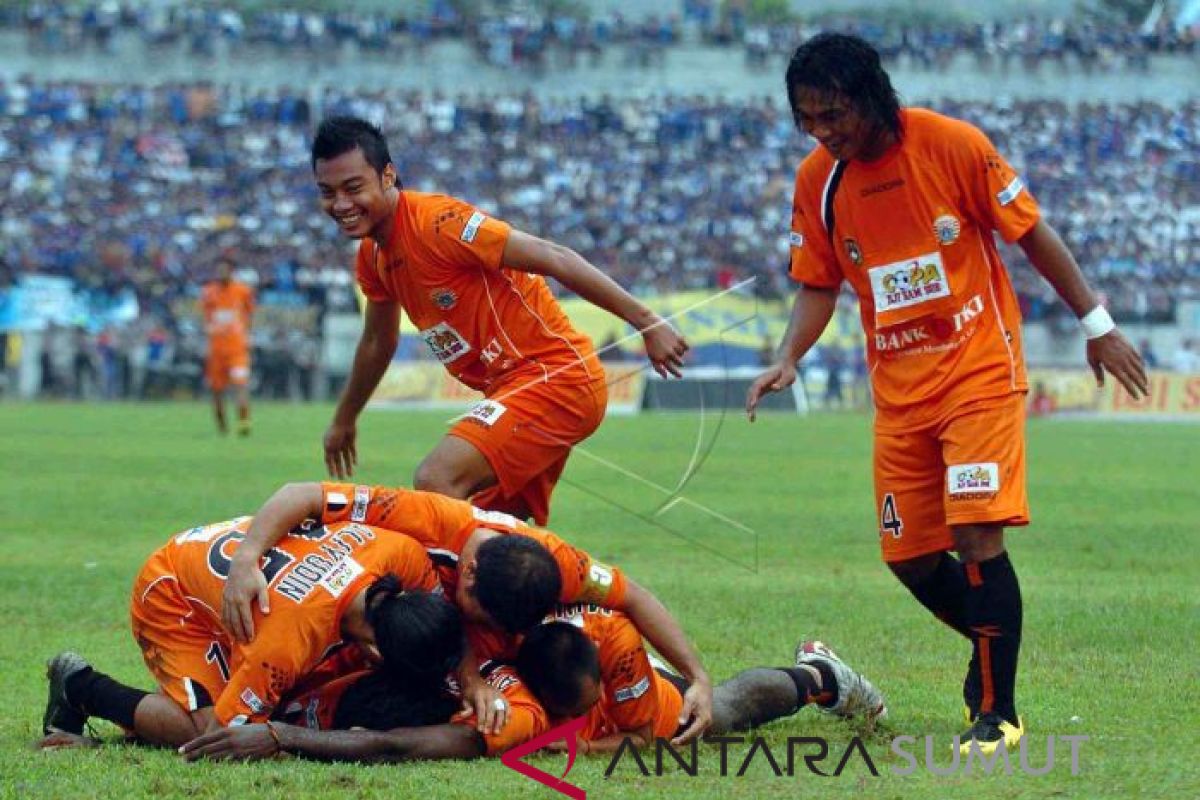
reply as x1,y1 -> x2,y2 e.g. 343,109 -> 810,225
382,164 -> 397,190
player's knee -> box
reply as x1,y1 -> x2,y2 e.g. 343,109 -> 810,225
951,525 -> 1005,563
412,460 -> 471,499
887,553 -> 943,589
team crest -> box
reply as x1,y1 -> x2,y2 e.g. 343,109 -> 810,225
843,237 -> 863,266
431,288 -> 457,310
934,214 -> 961,245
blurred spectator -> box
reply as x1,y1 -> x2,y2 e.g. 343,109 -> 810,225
1171,338 -> 1199,372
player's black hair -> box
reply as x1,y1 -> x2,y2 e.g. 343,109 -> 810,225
332,670 -> 459,731
515,622 -> 601,716
473,536 -> 562,634
785,32 -> 902,139
366,577 -> 465,683
311,115 -> 393,174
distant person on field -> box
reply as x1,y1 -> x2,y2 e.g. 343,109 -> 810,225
747,33 -> 1147,756
200,258 -> 255,435
311,116 -> 687,527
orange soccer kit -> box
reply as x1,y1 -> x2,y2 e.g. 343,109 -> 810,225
319,481 -> 628,608
356,191 -> 609,524
789,108 -> 1039,562
130,516 -> 437,725
200,280 -> 255,391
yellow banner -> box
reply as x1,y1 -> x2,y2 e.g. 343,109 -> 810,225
1028,369 -> 1200,416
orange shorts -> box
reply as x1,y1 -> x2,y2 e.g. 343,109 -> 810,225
130,553 -> 230,712
452,377 -> 607,526
873,393 -> 1029,563
206,348 -> 250,392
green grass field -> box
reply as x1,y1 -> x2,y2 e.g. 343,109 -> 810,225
0,402 -> 1196,799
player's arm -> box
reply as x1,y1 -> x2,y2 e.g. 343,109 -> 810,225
502,229 -> 689,378
577,724 -> 653,754
181,721 -> 486,763
746,284 -> 837,421
325,298 -> 401,479
1017,220 -> 1147,397
223,482 -> 324,642
619,578 -> 712,745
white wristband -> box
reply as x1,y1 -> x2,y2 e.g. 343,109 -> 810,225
1079,305 -> 1115,340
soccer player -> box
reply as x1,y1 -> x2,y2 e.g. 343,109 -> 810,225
39,515 -> 452,749
220,481 -> 714,744
179,659 -> 550,762
512,607 -> 885,753
746,33 -> 1149,754
200,258 -> 255,436
312,116 -> 688,525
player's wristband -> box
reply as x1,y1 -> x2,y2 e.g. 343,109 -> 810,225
1079,305 -> 1115,340
265,720 -> 284,754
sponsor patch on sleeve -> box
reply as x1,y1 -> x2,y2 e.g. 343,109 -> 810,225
319,556 -> 365,598
351,485 -> 370,523
947,463 -> 1000,498
239,688 -> 267,715
326,491 -> 348,512
613,676 -> 651,704
789,231 -> 804,249
461,211 -> 487,243
996,176 -> 1025,207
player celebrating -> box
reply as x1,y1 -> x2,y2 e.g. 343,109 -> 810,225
513,607 -> 886,753
746,34 -> 1148,754
221,481 -> 714,744
312,116 -> 688,525
200,258 -> 255,436
40,515 -> 451,748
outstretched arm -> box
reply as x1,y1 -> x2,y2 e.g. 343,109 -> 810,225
502,230 -> 689,378
620,578 -> 711,744
1018,219 -> 1147,397
746,285 -> 837,421
180,721 -> 486,763
222,482 -> 325,643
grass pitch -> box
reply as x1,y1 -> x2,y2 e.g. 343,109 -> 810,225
0,402 -> 1196,799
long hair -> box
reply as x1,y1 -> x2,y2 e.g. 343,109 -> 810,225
785,33 -> 902,139
366,577 -> 464,683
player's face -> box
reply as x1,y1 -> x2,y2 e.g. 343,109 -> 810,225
455,569 -> 498,627
791,87 -> 879,162
314,147 -> 396,240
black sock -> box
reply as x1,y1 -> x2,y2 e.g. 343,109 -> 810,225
908,552 -> 971,637
964,551 -> 1023,724
779,662 -> 838,709
65,668 -> 150,730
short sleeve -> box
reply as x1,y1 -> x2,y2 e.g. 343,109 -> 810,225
527,530 -> 628,608
319,482 -> 472,551
598,617 -> 658,732
415,195 -> 511,272
354,242 -> 392,302
216,638 -> 307,725
374,531 -> 440,593
950,122 -> 1041,243
788,170 -> 844,289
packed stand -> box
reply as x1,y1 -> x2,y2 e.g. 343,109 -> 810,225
1,80 -> 1198,397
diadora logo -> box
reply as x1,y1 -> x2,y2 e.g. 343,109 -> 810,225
501,716 -> 588,799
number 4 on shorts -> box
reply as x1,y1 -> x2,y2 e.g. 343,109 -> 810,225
880,493 -> 903,539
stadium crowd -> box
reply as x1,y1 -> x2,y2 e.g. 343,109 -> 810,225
1,79 -> 1197,397
4,1 -> 1196,73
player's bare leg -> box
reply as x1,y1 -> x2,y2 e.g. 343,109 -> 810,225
212,389 -> 228,435
951,523 -> 1025,754
131,698 -> 214,747
413,435 -> 500,501
233,383 -> 251,437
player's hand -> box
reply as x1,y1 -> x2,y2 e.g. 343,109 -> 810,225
1086,329 -> 1149,399
462,677 -> 509,737
222,555 -> 269,644
642,317 -> 689,379
745,361 -> 797,422
672,676 -> 713,745
323,420 -> 358,479
180,724 -> 279,762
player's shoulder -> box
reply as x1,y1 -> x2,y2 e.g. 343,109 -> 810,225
403,190 -> 474,224
795,146 -> 837,188
903,107 -> 990,154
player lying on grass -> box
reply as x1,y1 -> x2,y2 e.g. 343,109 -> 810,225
40,515 -> 457,749
221,481 -> 714,743
512,607 -> 887,753
180,657 -> 550,762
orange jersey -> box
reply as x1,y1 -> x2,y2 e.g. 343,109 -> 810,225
200,280 -> 255,352
139,516 -> 437,725
319,482 -> 628,608
355,191 -> 602,393
555,605 -> 683,742
789,108 -> 1039,430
